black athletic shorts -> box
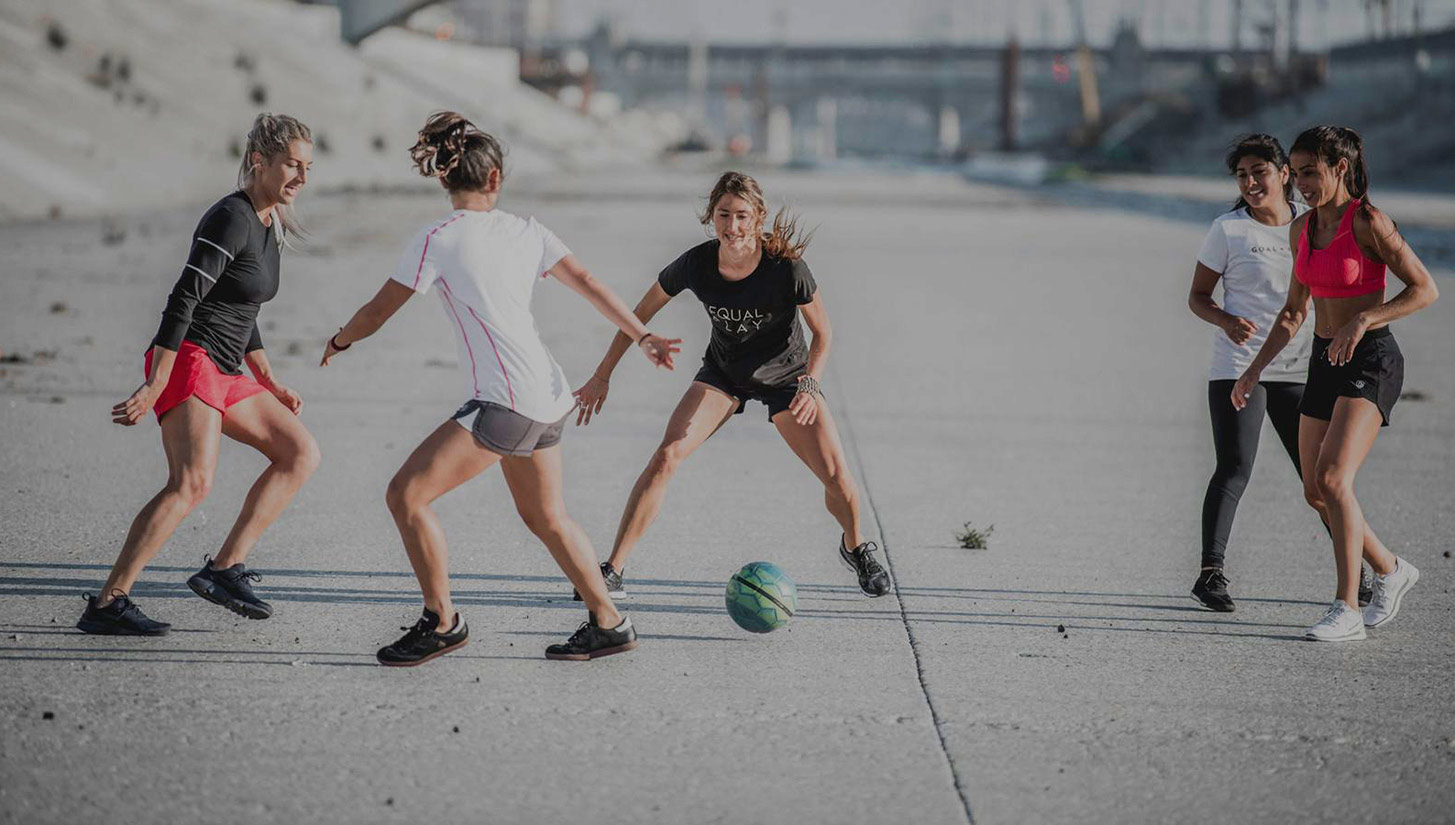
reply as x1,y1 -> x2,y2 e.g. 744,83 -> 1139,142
1300,327 -> 1403,426
452,400 -> 567,456
693,359 -> 802,420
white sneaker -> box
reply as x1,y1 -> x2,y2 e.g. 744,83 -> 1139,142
1363,558 -> 1420,628
1305,600 -> 1367,642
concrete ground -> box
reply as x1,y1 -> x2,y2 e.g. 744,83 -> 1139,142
1,170 -> 1452,824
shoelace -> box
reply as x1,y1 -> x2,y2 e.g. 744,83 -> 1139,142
1368,575 -> 1388,606
1205,570 -> 1229,591
565,621 -> 593,647
395,617 -> 437,648
222,568 -> 262,585
1315,602 -> 1346,626
857,542 -> 884,575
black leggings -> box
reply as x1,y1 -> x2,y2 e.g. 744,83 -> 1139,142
1201,380 -> 1304,568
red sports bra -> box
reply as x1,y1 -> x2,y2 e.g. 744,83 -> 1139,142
1295,199 -> 1386,299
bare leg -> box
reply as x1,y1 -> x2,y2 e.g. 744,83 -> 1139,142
605,382 -> 739,571
384,421 -> 501,628
501,445 -> 621,627
771,399 -> 864,548
211,391 -> 321,568
99,399 -> 222,603
1302,401 -> 1397,607
1299,414 -> 1397,589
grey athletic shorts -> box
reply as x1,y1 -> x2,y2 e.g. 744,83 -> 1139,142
451,400 -> 566,456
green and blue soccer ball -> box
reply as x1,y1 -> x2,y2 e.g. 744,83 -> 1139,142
726,561 -> 797,633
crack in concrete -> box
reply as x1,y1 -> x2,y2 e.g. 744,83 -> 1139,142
832,373 -> 977,825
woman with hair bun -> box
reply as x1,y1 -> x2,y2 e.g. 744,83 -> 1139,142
572,171 -> 891,600
1233,126 -> 1439,641
79,113 -> 320,635
323,111 -> 680,665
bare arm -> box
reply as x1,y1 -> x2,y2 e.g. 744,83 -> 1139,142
592,281 -> 675,381
567,274 -> 679,426
782,292 -> 832,426
1352,207 -> 1439,328
320,280 -> 414,366
1231,218 -> 1311,411
245,347 -> 304,414
1189,263 -> 1257,346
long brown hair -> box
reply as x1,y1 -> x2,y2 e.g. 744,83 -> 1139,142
1290,125 -> 1373,215
410,111 -> 506,193
699,171 -> 811,261
237,113 -> 311,246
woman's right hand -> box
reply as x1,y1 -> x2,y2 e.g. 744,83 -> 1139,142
1222,315 -> 1258,346
1230,370 -> 1260,411
572,375 -> 610,426
638,333 -> 681,370
112,383 -> 159,426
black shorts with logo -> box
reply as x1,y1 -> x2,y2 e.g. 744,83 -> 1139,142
1300,327 -> 1403,427
693,359 -> 803,420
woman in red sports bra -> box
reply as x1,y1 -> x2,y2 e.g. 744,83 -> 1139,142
1233,126 -> 1439,643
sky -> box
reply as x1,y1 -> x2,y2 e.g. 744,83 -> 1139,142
552,0 -> 1455,49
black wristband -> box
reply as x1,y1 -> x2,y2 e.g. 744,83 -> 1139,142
634,331 -> 652,345
330,331 -> 351,351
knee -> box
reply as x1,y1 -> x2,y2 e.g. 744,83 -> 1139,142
1211,457 -> 1252,488
647,441 -> 687,480
1303,484 -> 1325,511
1315,465 -> 1354,502
168,472 -> 212,510
384,475 -> 418,517
288,434 -> 322,478
518,505 -> 571,540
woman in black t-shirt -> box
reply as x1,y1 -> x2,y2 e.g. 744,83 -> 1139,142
77,114 -> 321,636
573,172 -> 890,598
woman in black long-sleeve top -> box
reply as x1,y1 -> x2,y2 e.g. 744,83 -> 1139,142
78,114 -> 320,636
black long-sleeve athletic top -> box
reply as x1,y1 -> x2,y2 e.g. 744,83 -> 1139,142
152,191 -> 280,375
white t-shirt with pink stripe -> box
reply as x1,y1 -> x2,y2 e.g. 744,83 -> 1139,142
391,208 -> 576,424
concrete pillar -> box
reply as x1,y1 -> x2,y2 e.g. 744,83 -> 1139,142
766,104 -> 792,164
815,98 -> 837,161
938,104 -> 961,156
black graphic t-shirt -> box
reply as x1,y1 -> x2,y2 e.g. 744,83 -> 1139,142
657,240 -> 817,390
152,191 -> 280,375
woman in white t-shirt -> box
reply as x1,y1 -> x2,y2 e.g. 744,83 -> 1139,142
321,112 -> 681,665
1186,134 -> 1315,611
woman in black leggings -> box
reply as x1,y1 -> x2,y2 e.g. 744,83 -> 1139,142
1187,135 -> 1370,611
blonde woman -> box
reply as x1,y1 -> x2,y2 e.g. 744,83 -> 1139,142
80,114 -> 319,635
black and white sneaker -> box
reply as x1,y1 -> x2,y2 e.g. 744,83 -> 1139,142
377,609 -> 470,667
1357,563 -> 1375,607
1191,568 -> 1235,612
545,614 -> 637,661
186,557 -> 272,619
839,536 -> 891,597
76,591 -> 171,636
571,562 -> 627,601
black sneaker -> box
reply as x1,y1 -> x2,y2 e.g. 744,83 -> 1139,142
76,591 -> 171,636
377,609 -> 470,667
571,562 -> 627,601
1191,568 -> 1235,612
839,537 -> 891,597
186,557 -> 272,619
1358,564 -> 1375,607
545,614 -> 638,661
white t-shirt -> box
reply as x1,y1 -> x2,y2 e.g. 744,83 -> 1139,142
391,209 -> 576,424
1196,205 -> 1313,382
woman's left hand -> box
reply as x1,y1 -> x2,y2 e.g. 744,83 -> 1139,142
1327,315 -> 1369,366
269,382 -> 304,415
788,388 -> 819,426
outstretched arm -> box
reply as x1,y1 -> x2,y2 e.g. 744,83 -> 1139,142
320,280 -> 414,366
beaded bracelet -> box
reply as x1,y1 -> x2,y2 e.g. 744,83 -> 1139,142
795,375 -> 822,397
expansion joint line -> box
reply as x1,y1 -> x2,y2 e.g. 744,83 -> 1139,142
830,370 -> 976,825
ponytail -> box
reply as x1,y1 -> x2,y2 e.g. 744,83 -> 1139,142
237,112 -> 311,247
